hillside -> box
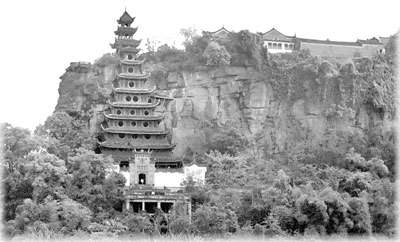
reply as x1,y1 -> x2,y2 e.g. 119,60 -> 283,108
55,32 -> 396,173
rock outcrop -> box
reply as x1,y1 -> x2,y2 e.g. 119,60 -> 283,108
55,55 -> 395,158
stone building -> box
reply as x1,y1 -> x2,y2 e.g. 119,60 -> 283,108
97,11 -> 200,215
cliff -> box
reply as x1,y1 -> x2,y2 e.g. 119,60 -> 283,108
55,52 -> 396,166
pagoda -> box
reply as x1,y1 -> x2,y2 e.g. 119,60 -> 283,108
98,10 -> 189,214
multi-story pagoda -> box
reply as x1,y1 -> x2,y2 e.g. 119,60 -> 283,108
98,11 -> 192,215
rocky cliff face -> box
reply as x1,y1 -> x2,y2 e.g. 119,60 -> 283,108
55,55 -> 395,159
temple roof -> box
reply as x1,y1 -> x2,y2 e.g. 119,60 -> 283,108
118,46 -> 141,54
120,59 -> 145,65
262,28 -> 295,42
117,72 -> 150,79
107,99 -> 161,108
104,112 -> 165,121
115,26 -> 138,36
112,86 -> 156,94
203,26 -> 231,35
111,38 -> 141,49
117,11 -> 135,26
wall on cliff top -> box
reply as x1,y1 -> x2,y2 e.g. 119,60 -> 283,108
55,53 -> 395,161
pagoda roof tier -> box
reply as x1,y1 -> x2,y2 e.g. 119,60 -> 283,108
101,124 -> 170,135
98,140 -> 176,150
107,99 -> 161,108
112,86 -> 156,94
119,46 -> 140,54
111,38 -> 141,49
104,112 -> 165,121
115,26 -> 138,36
117,72 -> 150,79
119,59 -> 144,65
120,59 -> 145,65
117,11 -> 135,26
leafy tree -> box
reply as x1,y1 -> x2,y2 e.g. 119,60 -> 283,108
23,151 -> 67,203
2,123 -> 39,173
180,26 -> 199,49
203,41 -> 231,67
50,198 -> 92,235
192,205 -> 238,235
66,148 -> 116,214
205,151 -> 249,189
168,201 -> 191,235
122,213 -> 153,234
207,125 -> 249,156
34,112 -> 94,160
346,196 -> 372,235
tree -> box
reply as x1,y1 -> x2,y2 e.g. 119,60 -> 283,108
207,125 -> 249,156
203,41 -> 231,67
34,112 -> 94,160
23,151 -> 67,203
180,26 -> 199,49
192,205 -> 238,235
66,148 -> 116,214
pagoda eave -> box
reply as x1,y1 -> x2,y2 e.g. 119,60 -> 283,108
112,86 -> 156,94
120,59 -> 145,65
107,99 -> 161,108
117,72 -> 150,79
104,112 -> 165,121
112,38 -> 141,48
98,140 -> 176,150
115,27 -> 138,36
101,124 -> 169,135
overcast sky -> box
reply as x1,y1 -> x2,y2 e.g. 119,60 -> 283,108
0,0 -> 399,131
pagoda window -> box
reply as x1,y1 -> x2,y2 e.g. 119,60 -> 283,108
126,96 -> 132,102
285,43 -> 288,49
133,96 -> 139,102
119,133 -> 125,139
278,43 -> 282,48
144,110 -> 149,116
148,98 -> 152,103
128,67 -> 134,73
131,121 -> 137,127
118,121 -> 124,127
132,134 -> 138,139
127,54 -> 133,60
129,81 -> 135,87
116,110 -> 122,115
143,122 -> 149,127
145,134 -> 151,139
130,110 -> 135,115
268,42 -> 272,48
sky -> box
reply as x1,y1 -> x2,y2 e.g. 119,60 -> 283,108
0,0 -> 399,132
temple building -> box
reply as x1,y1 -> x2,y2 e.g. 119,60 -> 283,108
97,11 -> 198,215
262,28 -> 295,53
